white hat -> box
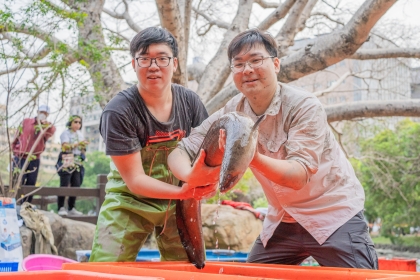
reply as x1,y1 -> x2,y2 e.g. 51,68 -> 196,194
38,104 -> 50,114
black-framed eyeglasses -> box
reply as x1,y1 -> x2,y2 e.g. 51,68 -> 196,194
135,56 -> 173,68
230,56 -> 275,73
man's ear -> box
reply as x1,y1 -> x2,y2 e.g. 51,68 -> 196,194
273,57 -> 280,74
132,59 -> 136,71
173,57 -> 178,72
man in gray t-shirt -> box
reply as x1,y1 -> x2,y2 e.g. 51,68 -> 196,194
90,27 -> 216,263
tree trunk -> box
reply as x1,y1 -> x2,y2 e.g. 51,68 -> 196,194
76,0 -> 126,106
156,0 -> 188,86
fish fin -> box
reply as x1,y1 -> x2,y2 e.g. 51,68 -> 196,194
252,114 -> 265,132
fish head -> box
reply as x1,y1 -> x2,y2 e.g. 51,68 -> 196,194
218,113 -> 259,193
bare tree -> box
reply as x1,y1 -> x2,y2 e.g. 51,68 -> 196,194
1,0 -> 419,122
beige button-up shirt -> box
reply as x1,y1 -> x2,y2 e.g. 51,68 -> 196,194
179,82 -> 365,245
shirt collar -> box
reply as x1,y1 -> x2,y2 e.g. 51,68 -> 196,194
237,82 -> 282,118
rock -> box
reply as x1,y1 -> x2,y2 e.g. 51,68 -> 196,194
201,204 -> 262,252
57,217 -> 96,260
19,210 -> 95,260
19,205 -> 263,260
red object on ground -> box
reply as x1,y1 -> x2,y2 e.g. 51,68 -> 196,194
378,258 -> 417,272
62,261 -> 420,279
221,200 -> 264,220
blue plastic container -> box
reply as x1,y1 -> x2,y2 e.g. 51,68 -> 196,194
81,249 -> 248,262
0,262 -> 19,272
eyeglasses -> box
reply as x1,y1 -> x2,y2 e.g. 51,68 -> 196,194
230,56 -> 275,73
73,121 -> 81,124
135,56 -> 173,68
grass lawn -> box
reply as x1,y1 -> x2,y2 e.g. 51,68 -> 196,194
372,235 -> 420,247
372,236 -> 392,245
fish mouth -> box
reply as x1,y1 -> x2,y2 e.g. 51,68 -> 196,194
219,174 -> 239,193
193,261 -> 205,269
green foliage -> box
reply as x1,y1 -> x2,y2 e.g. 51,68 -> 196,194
352,119 -> 420,238
371,236 -> 392,245
252,197 -> 268,209
205,168 -> 254,204
81,151 -> 110,188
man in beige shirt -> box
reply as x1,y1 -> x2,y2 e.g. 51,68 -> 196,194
168,29 -> 378,269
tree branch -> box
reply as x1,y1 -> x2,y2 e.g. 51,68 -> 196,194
279,0 -> 398,83
258,0 -> 296,31
0,23 -> 77,65
205,84 -> 240,115
325,100 -> 420,122
314,70 -> 351,97
311,12 -> 345,26
295,0 -> 319,33
350,48 -> 420,60
192,7 -> 230,29
0,63 -> 50,76
102,0 -> 141,33
254,0 -> 282,9
197,0 -> 254,103
103,27 -> 131,44
276,0 -> 309,57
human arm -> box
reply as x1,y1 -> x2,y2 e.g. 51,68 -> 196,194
250,98 -> 327,190
250,154 -> 307,190
43,123 -> 56,140
168,148 -> 221,187
112,151 -> 216,199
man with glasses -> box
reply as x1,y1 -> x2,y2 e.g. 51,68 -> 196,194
168,28 -> 378,269
90,27 -> 216,262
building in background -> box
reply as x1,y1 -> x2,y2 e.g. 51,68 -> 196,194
290,36 -> 412,107
39,140 -> 61,174
411,67 -> 420,99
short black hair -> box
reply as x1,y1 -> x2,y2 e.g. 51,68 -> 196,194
66,115 -> 82,130
130,27 -> 178,58
227,28 -> 277,62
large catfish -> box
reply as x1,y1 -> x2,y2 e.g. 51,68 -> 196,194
176,111 -> 263,269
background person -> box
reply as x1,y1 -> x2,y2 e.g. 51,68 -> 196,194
56,115 -> 89,216
12,104 -> 56,203
168,28 -> 378,269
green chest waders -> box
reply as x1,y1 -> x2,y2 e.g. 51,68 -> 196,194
90,141 -> 189,262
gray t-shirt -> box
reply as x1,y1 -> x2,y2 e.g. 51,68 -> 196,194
60,129 -> 84,155
100,84 -> 208,155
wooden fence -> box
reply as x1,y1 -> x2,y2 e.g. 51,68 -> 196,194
15,174 -> 107,224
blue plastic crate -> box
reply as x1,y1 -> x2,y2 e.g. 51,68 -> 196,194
0,262 -> 19,272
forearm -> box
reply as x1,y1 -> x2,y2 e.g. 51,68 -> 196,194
250,153 -> 307,190
167,147 -> 193,182
125,173 -> 186,199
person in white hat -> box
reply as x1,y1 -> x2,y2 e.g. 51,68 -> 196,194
12,104 -> 56,203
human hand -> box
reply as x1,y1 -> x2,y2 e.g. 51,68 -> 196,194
181,182 -> 218,200
79,140 -> 89,148
187,149 -> 221,187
